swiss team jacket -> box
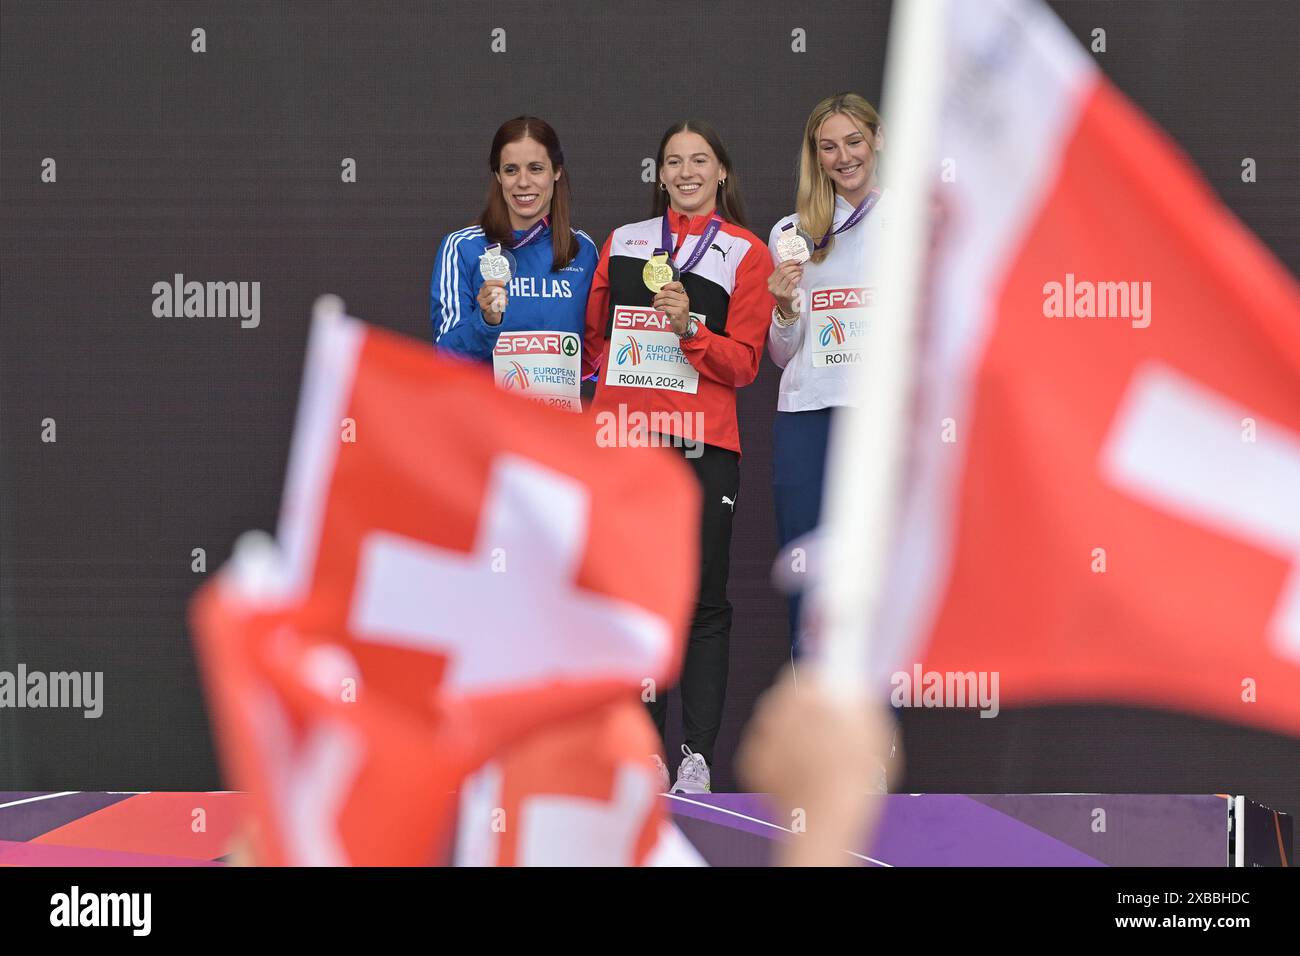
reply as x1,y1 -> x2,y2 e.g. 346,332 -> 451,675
582,208 -> 774,454
431,222 -> 599,361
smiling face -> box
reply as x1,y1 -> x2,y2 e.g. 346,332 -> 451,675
660,131 -> 726,217
495,136 -> 561,230
815,112 -> 882,203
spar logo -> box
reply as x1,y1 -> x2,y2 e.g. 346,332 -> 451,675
811,287 -> 874,310
502,361 -> 531,390
818,314 -> 847,347
616,337 -> 643,366
496,332 -> 568,356
613,306 -> 673,332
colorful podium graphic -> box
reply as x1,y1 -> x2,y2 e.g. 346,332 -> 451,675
1,792 -> 1290,867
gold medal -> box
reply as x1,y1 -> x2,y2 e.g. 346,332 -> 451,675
642,251 -> 677,294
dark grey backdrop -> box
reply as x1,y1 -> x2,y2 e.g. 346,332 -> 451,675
2,0 -> 1298,818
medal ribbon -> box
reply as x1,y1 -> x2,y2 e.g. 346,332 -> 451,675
658,212 -> 724,277
509,215 -> 550,250
814,188 -> 881,250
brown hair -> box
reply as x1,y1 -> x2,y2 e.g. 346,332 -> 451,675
650,119 -> 748,228
478,116 -> 578,272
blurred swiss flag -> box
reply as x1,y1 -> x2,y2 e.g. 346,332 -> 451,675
192,312 -> 699,865
452,698 -> 705,867
871,0 -> 1300,733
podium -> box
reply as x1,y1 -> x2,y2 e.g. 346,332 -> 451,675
0,791 -> 1291,866
667,793 -> 1294,866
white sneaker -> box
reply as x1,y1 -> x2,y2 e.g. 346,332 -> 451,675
651,754 -> 671,793
871,760 -> 889,794
670,745 -> 711,794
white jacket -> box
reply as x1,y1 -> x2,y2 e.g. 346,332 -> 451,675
767,188 -> 894,412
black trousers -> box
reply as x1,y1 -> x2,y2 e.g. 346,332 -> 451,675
647,439 -> 739,768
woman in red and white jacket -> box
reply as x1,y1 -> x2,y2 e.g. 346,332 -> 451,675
583,119 -> 773,795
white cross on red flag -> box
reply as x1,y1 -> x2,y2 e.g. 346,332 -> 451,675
870,0 -> 1300,733
191,313 -> 700,865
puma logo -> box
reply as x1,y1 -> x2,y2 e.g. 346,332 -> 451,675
721,495 -> 735,511
710,243 -> 730,261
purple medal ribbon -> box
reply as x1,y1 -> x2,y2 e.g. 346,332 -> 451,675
659,212 -> 724,278
510,215 -> 550,250
814,187 -> 881,250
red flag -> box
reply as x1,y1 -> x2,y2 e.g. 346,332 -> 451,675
452,698 -> 685,867
192,593 -> 467,865
192,313 -> 699,864
876,0 -> 1300,733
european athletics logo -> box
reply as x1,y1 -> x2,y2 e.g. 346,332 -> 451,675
502,361 -> 531,390
616,337 -> 642,366
818,314 -> 846,348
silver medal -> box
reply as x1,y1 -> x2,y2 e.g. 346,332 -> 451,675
479,243 -> 514,282
776,223 -> 810,264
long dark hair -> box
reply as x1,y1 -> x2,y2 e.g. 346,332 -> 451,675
478,116 -> 578,272
651,119 -> 748,227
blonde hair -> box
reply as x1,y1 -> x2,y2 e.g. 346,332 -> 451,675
795,92 -> 882,264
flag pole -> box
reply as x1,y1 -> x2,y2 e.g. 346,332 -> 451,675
813,0 -> 946,700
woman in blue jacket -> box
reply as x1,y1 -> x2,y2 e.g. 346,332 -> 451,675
432,116 -> 598,395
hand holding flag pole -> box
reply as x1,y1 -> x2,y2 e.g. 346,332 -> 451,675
812,0 -> 945,701
738,0 -> 945,864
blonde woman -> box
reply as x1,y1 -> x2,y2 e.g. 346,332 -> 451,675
767,92 -> 891,658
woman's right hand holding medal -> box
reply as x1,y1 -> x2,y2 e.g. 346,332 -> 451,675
478,280 -> 508,326
768,259 -> 803,319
